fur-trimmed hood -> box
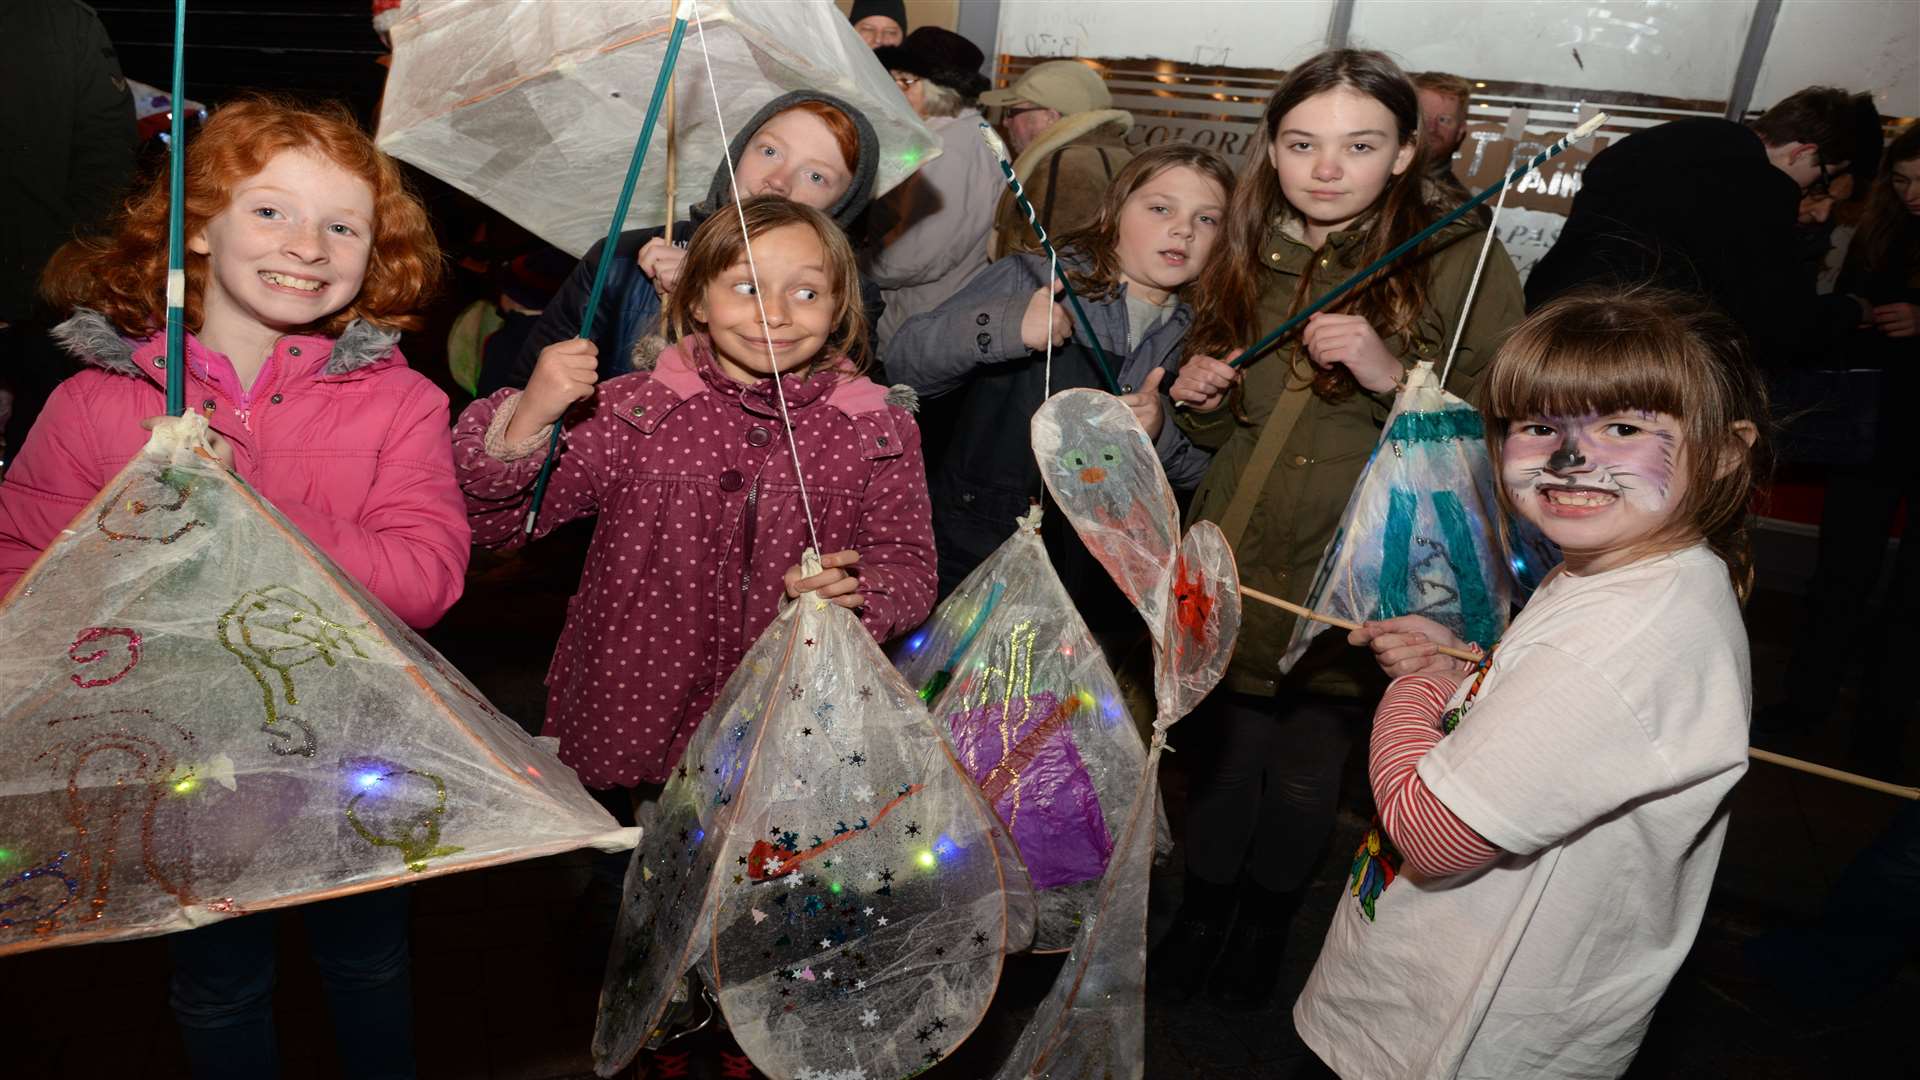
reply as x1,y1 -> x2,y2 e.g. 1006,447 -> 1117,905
51,308 -> 401,381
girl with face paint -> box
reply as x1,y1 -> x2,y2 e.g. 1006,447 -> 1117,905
1304,289 -> 1767,1079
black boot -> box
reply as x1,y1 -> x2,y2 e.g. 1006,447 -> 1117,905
1207,879 -> 1308,1010
1147,873 -> 1236,1002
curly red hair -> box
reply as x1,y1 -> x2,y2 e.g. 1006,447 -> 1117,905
42,94 -> 441,338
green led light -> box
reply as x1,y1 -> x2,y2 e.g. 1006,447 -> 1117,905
917,849 -> 936,869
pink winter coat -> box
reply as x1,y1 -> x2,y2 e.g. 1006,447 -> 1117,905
0,310 -> 469,628
454,335 -> 936,788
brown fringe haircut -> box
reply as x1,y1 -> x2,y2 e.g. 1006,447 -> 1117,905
1481,287 -> 1771,602
663,196 -> 871,376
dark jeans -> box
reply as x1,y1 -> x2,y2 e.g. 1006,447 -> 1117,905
168,887 -> 415,1080
1786,463 -> 1920,767
1181,690 -> 1365,893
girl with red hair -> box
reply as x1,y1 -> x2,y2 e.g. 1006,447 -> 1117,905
2,94 -> 463,1080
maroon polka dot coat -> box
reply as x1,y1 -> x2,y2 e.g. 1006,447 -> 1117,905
453,337 -> 936,788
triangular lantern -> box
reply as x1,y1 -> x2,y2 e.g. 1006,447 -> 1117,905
1281,362 -> 1514,673
895,507 -> 1154,950
0,417 -> 635,955
594,555 -> 1026,1079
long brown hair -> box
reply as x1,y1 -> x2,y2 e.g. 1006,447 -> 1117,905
41,94 -> 441,337
1481,287 -> 1770,601
1851,121 -> 1920,280
1052,143 -> 1237,301
1187,49 -> 1435,402
663,196 -> 871,375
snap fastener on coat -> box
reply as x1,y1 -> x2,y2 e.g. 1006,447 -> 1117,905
287,346 -> 302,357
976,332 -> 991,351
270,393 -> 283,404
876,436 -> 889,448
976,313 -> 990,326
631,405 -> 646,417
718,469 -> 743,492
201,399 -> 215,411
747,426 -> 770,447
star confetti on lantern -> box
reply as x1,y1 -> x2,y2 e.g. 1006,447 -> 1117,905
804,638 -> 816,647
860,1008 -> 879,1028
847,751 -> 865,766
855,979 -> 868,990
972,931 -> 988,946
905,822 -> 920,837
789,683 -> 804,701
851,784 -> 874,802
878,916 -> 889,926
857,686 -> 872,700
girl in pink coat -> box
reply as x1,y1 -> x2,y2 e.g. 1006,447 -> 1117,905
455,196 -> 936,796
0,96 -> 463,1080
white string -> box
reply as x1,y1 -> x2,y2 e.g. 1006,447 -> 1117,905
1043,248 -> 1057,400
1439,147 -> 1519,391
691,2 -> 820,554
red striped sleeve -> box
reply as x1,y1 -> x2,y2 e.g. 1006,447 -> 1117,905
1369,673 -> 1502,877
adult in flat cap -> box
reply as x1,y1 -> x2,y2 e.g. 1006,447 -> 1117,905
865,27 -> 1001,347
848,0 -> 906,49
980,60 -> 1134,259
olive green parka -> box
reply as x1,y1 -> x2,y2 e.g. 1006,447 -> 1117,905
1177,211 -> 1525,697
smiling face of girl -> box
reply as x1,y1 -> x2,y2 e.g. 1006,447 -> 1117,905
1502,410 -> 1690,574
189,148 -> 374,346
692,222 -> 836,383
1268,86 -> 1416,247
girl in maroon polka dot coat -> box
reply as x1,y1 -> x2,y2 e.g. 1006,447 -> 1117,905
454,198 -> 935,791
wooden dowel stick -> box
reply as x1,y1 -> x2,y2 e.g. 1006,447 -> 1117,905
1749,747 -> 1920,800
1238,585 -> 1483,662
1243,585 -> 1920,799
663,73 -> 677,247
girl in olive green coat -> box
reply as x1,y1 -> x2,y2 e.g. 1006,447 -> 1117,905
1151,49 -> 1525,1010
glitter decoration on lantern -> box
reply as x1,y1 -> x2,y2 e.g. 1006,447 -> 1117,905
0,415 -> 636,957
894,506 -> 1156,949
995,390 -> 1242,1079
595,551 -> 1030,1080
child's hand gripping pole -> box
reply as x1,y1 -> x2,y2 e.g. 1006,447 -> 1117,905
1225,112 -> 1609,373
523,0 -> 697,535
977,121 -> 1122,395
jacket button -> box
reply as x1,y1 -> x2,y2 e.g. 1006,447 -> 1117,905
718,469 -> 743,492
1292,455 -> 1309,466
202,399 -> 215,412
270,393 -> 283,404
976,332 -> 991,352
153,357 -> 164,368
287,345 -> 301,357
1268,252 -> 1281,262
976,313 -> 990,326
961,493 -> 975,503
631,405 -> 646,417
1121,384 -> 1133,393
876,436 -> 889,448
747,426 -> 770,447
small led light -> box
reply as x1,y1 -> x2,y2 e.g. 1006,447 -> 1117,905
917,850 -> 936,869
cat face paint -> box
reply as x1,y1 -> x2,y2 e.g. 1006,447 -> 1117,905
1502,411 -> 1687,573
